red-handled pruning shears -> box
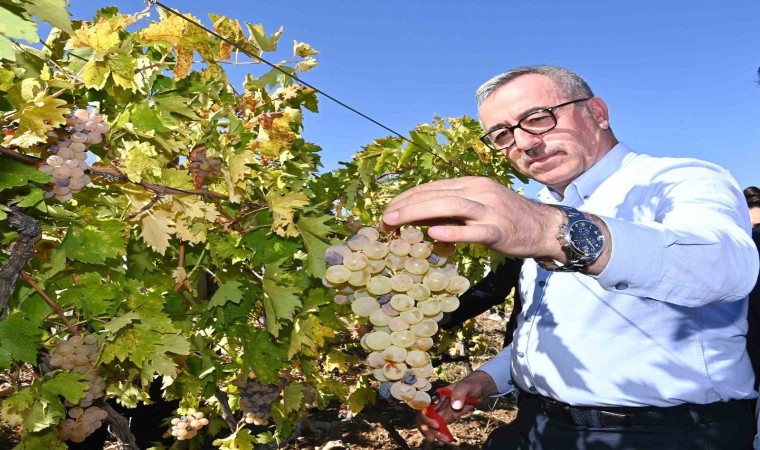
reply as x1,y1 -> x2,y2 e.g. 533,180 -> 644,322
423,387 -> 480,442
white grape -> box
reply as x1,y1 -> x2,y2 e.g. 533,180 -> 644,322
439,295 -> 460,313
351,296 -> 380,317
418,299 -> 442,317
369,308 -> 392,327
46,155 -> 64,166
382,362 -> 407,380
446,276 -> 471,294
407,283 -> 431,301
347,269 -> 371,287
407,391 -> 432,410
388,239 -> 411,256
356,226 -> 380,241
365,331 -> 392,351
400,308 -> 424,325
404,257 -> 429,275
382,345 -> 408,363
410,320 -> 438,338
389,273 -> 414,292
366,276 -> 392,295
347,234 -> 370,251
389,294 -> 414,312
343,253 -> 369,271
409,242 -> 433,259
325,265 -> 351,284
388,316 -> 410,332
362,241 -> 389,259
405,350 -> 431,368
383,253 -> 406,271
423,272 -> 449,292
390,381 -> 416,401
413,337 -> 435,352
390,330 -> 416,348
400,228 -> 424,244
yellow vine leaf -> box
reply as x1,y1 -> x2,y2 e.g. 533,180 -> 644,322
120,140 -> 160,183
9,95 -> 70,147
138,13 -> 217,80
257,117 -> 297,159
265,191 -> 309,237
72,15 -> 131,53
140,210 -> 175,255
293,41 -> 319,58
224,150 -> 254,203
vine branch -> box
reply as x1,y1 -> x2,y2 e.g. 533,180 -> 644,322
0,146 -> 229,200
0,208 -> 41,320
20,271 -> 78,336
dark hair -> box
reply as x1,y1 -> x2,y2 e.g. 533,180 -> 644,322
745,186 -> 760,209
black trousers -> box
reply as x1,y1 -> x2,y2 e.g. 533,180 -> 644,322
483,394 -> 755,450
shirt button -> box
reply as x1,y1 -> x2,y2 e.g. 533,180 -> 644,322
615,282 -> 629,290
583,195 -> 590,200
517,352 -> 525,358
525,316 -> 532,322
538,281 -> 546,287
508,380 -> 514,385
529,386 -> 537,392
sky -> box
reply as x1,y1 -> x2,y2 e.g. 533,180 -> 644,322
66,1 -> 760,198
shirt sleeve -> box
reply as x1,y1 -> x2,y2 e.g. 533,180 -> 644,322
594,162 -> 760,307
477,344 -> 516,396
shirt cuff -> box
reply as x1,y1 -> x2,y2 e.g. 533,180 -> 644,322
593,217 -> 666,296
477,344 -> 516,396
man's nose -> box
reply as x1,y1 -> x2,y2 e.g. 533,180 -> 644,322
512,128 -> 543,152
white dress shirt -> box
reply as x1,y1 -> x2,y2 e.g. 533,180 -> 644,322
480,143 -> 759,407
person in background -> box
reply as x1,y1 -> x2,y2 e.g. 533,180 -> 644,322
382,65 -> 759,449
746,186 -> 760,229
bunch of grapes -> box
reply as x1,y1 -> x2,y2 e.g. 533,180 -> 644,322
57,405 -> 109,443
49,334 -> 109,442
170,412 -> 209,440
37,109 -> 108,202
188,147 -> 222,187
323,226 -> 468,410
234,374 -> 288,425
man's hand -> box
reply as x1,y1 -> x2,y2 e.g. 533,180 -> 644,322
382,177 -> 564,260
416,370 -> 498,444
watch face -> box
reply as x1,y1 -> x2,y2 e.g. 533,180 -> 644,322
569,220 -> 605,255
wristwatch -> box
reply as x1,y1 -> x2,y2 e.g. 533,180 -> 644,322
536,205 -> 605,272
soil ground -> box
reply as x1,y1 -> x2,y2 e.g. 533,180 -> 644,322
0,309 -> 516,450
279,308 -> 517,450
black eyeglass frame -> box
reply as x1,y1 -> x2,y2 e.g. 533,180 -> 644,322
479,97 -> 593,151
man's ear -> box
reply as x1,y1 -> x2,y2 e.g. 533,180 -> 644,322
587,97 -> 610,130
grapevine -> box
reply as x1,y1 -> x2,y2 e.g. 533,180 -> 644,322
0,2 -> 520,448
36,109 -> 107,202
324,226 -> 468,410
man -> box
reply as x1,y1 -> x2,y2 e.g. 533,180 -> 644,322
382,65 -> 759,449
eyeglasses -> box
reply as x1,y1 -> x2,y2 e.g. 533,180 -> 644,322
480,97 -> 592,151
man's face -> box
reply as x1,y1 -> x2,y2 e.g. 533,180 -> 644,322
478,74 -> 609,193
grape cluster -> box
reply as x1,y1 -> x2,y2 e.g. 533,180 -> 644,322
234,374 -> 288,425
50,334 -> 109,443
57,405 -> 108,443
37,109 -> 108,202
188,147 -> 222,187
170,412 -> 209,440
323,226 -> 468,410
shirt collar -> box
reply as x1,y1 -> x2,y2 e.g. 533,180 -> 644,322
537,143 -> 634,206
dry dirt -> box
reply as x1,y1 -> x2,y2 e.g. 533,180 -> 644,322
279,308 -> 517,450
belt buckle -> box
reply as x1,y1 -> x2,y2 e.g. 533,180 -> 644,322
599,410 -> 632,427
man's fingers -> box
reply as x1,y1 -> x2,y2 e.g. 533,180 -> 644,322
426,223 -> 505,247
383,196 -> 486,228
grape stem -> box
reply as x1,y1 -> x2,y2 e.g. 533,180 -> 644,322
214,387 -> 239,431
20,271 -> 79,336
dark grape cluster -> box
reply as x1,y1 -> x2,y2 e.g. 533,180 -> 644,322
50,334 -> 108,443
234,374 -> 289,426
38,109 -> 108,202
188,147 -> 222,187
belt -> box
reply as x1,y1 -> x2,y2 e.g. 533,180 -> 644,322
520,391 -> 754,428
